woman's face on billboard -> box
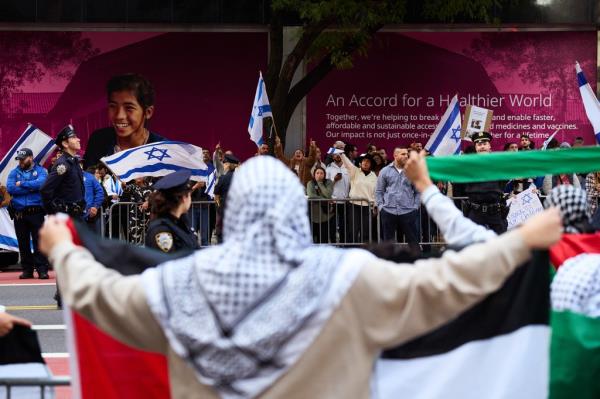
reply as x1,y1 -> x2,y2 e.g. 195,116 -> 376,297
108,90 -> 154,139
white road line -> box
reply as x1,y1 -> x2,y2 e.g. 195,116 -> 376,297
32,325 -> 66,330
42,353 -> 69,358
0,283 -> 55,287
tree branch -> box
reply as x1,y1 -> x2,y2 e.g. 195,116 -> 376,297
265,12 -> 283,99
284,23 -> 384,129
272,16 -> 334,110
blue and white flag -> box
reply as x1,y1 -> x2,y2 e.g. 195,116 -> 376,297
425,95 -> 462,156
541,129 -> 560,150
0,124 -> 56,185
575,61 -> 600,144
101,141 -> 209,183
206,168 -> 217,199
248,72 -> 273,147
327,147 -> 344,155
0,208 -> 18,252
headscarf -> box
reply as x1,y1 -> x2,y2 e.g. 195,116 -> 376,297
544,185 -> 591,234
142,156 -> 368,398
551,254 -> 600,317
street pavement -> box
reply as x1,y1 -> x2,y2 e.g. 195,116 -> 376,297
0,269 -> 71,399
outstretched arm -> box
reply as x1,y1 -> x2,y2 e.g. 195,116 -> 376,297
404,151 -> 497,247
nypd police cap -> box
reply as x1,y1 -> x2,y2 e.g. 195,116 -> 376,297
55,125 -> 78,146
153,169 -> 192,192
472,131 -> 492,143
223,154 -> 240,165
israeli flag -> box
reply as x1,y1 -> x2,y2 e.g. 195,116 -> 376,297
541,129 -> 560,150
0,208 -> 18,251
425,95 -> 462,156
575,61 -> 600,144
101,141 -> 209,182
206,168 -> 217,199
0,124 -> 56,185
327,147 -> 344,155
248,72 -> 273,146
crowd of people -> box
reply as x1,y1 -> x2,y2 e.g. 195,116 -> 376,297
0,73 -> 598,398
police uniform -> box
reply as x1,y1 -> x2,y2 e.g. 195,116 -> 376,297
6,148 -> 49,279
40,126 -> 86,218
463,132 -> 508,234
146,170 -> 199,253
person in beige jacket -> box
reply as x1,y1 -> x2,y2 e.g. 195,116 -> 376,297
39,153 -> 562,399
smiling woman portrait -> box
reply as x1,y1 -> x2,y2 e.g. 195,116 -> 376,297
83,73 -> 167,169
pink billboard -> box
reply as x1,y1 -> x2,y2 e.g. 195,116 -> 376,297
306,31 -> 597,152
0,31 -> 268,161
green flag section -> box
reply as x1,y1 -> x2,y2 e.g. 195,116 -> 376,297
550,311 -> 600,399
427,146 -> 600,183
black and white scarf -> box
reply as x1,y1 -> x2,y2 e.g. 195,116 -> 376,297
141,156 -> 370,398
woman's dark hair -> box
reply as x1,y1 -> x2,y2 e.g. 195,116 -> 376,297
503,142 -> 518,151
344,144 -> 357,157
106,73 -> 155,110
148,188 -> 190,220
311,166 -> 327,185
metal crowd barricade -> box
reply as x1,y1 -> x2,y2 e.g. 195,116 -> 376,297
107,201 -> 150,245
106,201 -> 217,247
306,198 -> 375,246
103,194 -> 543,249
0,376 -> 70,399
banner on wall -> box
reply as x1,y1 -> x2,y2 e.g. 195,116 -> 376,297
307,31 -> 597,152
0,31 -> 268,161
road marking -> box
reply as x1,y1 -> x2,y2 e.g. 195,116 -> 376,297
42,353 -> 69,358
0,283 -> 55,287
32,324 -> 66,330
5,305 -> 58,311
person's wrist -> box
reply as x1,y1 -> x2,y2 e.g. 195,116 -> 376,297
414,178 -> 434,193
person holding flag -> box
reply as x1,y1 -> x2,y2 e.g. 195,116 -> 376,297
38,154 -> 562,399
6,148 -> 49,279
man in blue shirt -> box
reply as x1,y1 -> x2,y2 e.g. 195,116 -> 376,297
375,147 -> 421,255
83,166 -> 105,234
7,148 -> 49,279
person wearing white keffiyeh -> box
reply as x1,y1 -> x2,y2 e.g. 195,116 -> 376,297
39,153 -> 562,399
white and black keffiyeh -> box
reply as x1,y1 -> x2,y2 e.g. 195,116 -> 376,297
141,156 -> 368,398
551,254 -> 600,317
544,185 -> 591,233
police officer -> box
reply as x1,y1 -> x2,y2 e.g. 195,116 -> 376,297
40,125 -> 85,308
146,169 -> 199,253
6,148 -> 49,279
463,131 -> 508,234
41,125 -> 86,218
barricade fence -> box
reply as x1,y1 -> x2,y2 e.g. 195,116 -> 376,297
0,376 -> 70,399
101,197 -> 488,248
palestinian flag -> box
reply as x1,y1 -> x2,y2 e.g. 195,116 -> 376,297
63,218 -> 193,398
549,232 -> 600,269
375,251 -> 550,399
549,233 -> 600,399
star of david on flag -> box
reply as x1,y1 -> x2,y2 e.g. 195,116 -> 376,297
101,141 -> 209,183
425,95 -> 462,157
248,72 -> 273,147
144,147 -> 171,162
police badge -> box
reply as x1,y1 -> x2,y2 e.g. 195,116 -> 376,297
155,232 -> 174,252
56,164 -> 67,175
